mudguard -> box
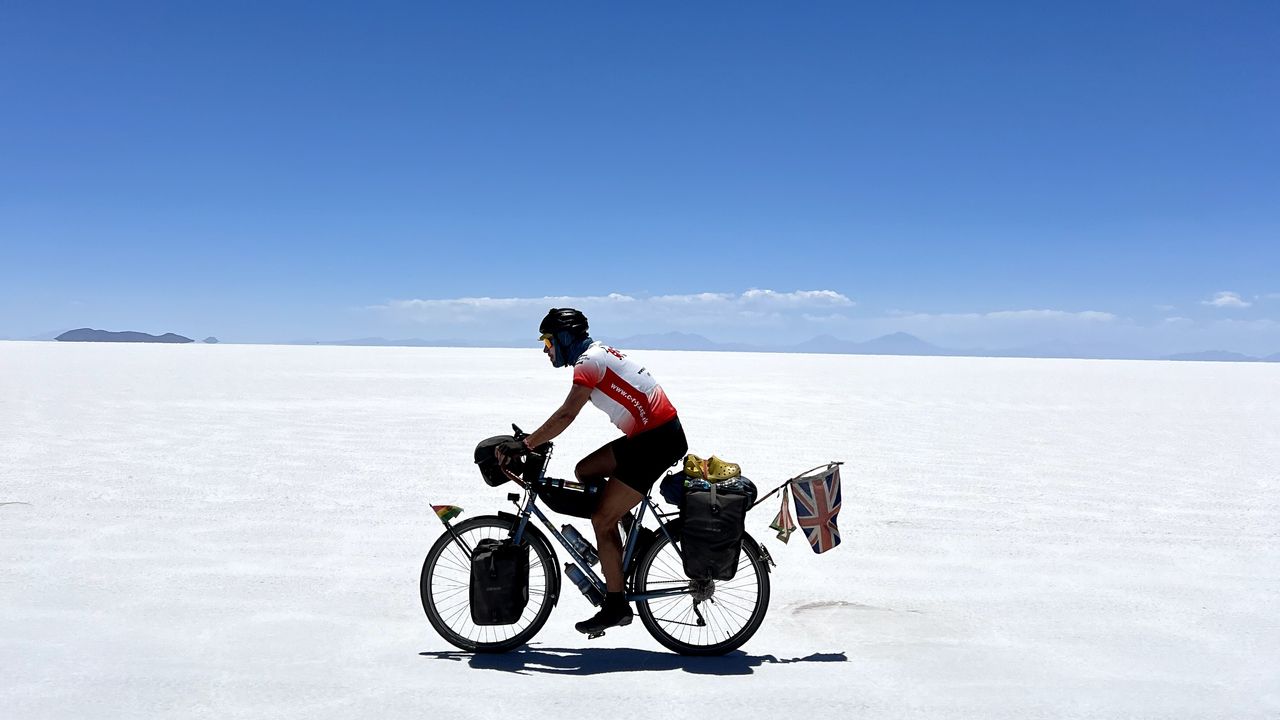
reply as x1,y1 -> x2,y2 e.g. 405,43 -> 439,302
743,532 -> 772,574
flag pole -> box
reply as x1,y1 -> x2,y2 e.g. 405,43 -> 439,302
432,505 -> 473,556
749,461 -> 842,511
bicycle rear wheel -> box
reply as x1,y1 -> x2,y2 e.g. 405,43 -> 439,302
421,515 -> 557,653
632,532 -> 770,655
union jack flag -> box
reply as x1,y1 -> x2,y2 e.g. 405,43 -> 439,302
792,464 -> 842,553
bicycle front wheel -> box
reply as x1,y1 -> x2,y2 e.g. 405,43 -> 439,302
632,531 -> 771,655
420,515 -> 557,653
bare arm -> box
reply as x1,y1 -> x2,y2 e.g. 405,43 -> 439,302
525,384 -> 592,448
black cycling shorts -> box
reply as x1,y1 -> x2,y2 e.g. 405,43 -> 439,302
607,417 -> 688,495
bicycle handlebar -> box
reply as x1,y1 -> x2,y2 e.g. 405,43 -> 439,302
499,423 -> 554,487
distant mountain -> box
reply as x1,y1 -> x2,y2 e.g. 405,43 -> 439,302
984,340 -> 1144,360
792,332 -> 948,356
607,332 -> 758,352
56,328 -> 193,343
1162,350 -> 1259,362
861,331 -> 949,355
987,340 -> 1089,359
1263,352 -> 1280,362
791,334 -> 859,354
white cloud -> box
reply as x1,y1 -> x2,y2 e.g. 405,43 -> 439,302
888,309 -> 1117,324
358,292 -> 1280,355
370,289 -> 857,337
1208,317 -> 1278,330
741,289 -> 854,306
375,289 -> 852,315
375,292 -> 638,319
800,313 -> 849,323
350,288 -> 1280,356
643,289 -> 854,309
988,309 -> 1117,322
1201,291 -> 1251,308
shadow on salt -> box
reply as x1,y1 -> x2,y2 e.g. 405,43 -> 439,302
418,646 -> 847,676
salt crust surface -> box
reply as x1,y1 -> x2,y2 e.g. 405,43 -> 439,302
1,342 -> 1278,719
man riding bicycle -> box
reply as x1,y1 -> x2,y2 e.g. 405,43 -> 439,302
497,308 -> 688,635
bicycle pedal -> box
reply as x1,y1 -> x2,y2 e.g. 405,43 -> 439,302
587,630 -> 606,639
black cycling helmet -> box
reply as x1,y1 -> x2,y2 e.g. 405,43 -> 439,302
539,308 -> 589,338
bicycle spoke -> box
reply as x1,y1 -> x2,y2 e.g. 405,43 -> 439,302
429,514 -> 767,655
440,549 -> 472,575
633,534 -> 769,654
422,516 -> 561,652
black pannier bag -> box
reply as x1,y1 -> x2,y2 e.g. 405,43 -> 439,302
534,475 -> 604,518
469,538 -> 530,625
680,478 -> 757,581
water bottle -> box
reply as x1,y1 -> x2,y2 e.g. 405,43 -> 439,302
564,563 -> 603,606
561,524 -> 599,567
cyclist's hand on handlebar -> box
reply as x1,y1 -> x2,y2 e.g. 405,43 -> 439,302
495,438 -> 529,464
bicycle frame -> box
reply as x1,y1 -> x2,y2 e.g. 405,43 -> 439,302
427,431 -> 780,654
496,443 -> 691,605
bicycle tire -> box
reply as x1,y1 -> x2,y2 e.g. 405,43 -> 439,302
632,531 -> 770,656
421,514 -> 557,653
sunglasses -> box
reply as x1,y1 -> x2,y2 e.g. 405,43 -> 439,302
540,333 -> 554,350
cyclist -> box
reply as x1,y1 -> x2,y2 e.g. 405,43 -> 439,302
497,308 -> 688,635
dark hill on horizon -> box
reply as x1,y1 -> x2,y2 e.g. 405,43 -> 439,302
793,331 -> 949,356
1162,350 -> 1262,362
56,328 -> 194,343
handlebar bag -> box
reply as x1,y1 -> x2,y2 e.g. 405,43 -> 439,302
469,538 -> 530,625
680,478 -> 756,580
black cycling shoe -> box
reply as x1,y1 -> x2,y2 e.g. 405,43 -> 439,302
575,597 -> 633,635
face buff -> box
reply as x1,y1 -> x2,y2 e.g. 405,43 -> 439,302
553,332 -> 593,367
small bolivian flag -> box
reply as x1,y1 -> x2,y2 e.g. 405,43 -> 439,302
432,505 -> 463,523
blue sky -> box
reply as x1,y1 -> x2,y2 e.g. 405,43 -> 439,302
2,1 -> 1278,355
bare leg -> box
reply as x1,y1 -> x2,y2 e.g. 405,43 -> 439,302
592,478 -> 643,592
575,444 -> 625,591
575,444 -> 617,485
571,443 -> 644,633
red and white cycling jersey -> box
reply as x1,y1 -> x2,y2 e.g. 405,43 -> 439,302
572,342 -> 678,437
